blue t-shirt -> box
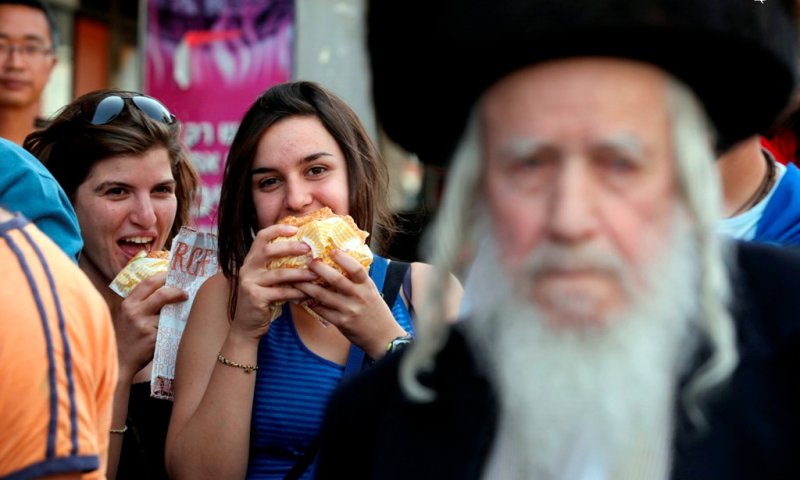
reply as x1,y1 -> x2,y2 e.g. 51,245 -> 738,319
0,138 -> 82,261
246,255 -> 414,479
754,162 -> 800,245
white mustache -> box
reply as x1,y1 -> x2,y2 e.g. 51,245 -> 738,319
523,242 -> 628,279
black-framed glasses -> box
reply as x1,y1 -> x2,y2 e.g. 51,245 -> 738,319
0,42 -> 52,60
80,94 -> 176,126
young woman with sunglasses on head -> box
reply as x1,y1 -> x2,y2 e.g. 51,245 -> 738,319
165,81 -> 462,479
24,89 -> 199,480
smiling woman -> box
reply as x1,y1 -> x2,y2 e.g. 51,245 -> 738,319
23,88 -> 199,480
74,150 -> 178,284
164,81 -> 463,480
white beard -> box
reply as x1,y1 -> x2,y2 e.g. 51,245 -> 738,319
464,210 -> 702,480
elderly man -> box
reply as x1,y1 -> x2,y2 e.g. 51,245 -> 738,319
316,0 -> 800,479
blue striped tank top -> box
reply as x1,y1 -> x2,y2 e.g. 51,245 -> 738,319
246,255 -> 414,479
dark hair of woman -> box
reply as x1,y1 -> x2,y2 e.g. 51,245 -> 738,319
218,80 -> 396,320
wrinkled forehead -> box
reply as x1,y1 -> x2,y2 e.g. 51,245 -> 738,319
483,57 -> 669,107
479,57 -> 672,151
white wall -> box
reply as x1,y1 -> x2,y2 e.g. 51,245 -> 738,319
294,0 -> 375,139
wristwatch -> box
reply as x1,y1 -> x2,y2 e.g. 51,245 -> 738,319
386,334 -> 413,355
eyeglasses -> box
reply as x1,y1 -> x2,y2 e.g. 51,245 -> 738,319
0,42 -> 52,60
80,94 -> 177,125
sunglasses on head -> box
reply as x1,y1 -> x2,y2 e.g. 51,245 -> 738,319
80,94 -> 177,125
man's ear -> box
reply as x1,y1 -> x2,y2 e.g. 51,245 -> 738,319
39,46 -> 58,82
46,55 -> 57,76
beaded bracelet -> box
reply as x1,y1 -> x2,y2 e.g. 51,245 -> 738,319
110,425 -> 128,434
217,352 -> 259,374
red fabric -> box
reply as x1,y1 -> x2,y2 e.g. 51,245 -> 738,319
761,132 -> 796,165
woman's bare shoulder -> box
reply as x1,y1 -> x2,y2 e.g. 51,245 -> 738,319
189,271 -> 232,324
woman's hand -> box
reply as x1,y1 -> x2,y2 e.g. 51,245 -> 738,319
294,250 -> 406,359
231,224 -> 319,340
115,271 -> 187,381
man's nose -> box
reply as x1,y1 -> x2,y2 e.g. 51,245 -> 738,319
2,46 -> 25,67
129,195 -> 157,228
546,163 -> 599,243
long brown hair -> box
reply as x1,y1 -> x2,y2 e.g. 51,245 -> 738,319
24,88 -> 199,244
218,81 -> 395,319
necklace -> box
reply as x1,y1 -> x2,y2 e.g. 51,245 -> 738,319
730,152 -> 776,217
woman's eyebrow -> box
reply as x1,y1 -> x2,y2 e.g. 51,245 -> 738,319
251,152 -> 335,175
92,181 -> 131,193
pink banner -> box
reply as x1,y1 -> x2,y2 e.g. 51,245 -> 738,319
145,0 -> 293,231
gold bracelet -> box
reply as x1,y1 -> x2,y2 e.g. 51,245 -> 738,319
217,352 -> 259,374
110,425 -> 128,434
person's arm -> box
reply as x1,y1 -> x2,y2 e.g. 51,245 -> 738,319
106,378 -> 130,479
407,261 -> 463,323
94,296 -> 119,479
295,255 -> 463,360
296,251 -> 407,359
165,273 -> 254,480
166,225 -> 318,480
106,272 -> 187,479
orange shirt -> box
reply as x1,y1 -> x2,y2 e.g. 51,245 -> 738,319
0,216 -> 118,479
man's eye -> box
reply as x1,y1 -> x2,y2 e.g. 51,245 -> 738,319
21,45 -> 41,55
507,155 -> 549,173
520,157 -> 545,169
604,156 -> 637,172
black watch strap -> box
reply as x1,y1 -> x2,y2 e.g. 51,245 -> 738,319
386,334 -> 413,354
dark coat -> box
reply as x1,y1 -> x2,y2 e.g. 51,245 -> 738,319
315,242 -> 800,479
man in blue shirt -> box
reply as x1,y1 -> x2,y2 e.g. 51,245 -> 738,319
718,134 -> 800,244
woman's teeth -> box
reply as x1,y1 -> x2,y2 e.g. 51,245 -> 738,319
121,237 -> 154,251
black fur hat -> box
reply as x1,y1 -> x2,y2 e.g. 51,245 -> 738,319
368,0 -> 798,166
